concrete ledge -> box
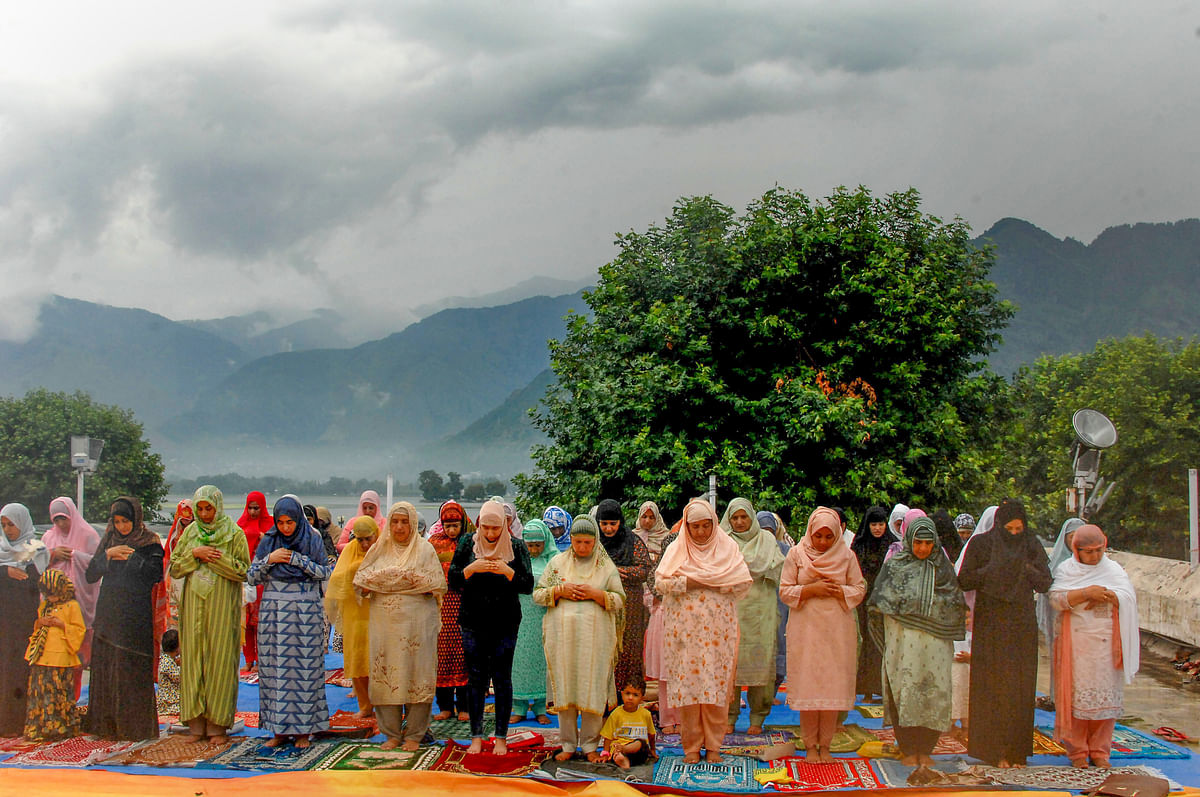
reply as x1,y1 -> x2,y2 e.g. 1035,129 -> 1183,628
1106,550 -> 1200,648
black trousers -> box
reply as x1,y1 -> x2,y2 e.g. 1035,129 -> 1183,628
895,725 -> 941,756
461,626 -> 517,738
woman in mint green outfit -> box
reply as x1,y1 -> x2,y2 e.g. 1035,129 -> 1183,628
510,520 -> 557,724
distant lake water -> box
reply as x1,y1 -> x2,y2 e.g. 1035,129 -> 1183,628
158,493 -> 489,531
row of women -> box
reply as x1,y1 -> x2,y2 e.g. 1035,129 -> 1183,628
0,489 -> 1139,773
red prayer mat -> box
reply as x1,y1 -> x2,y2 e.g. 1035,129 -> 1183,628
4,736 -> 141,767
328,710 -> 377,731
432,742 -> 558,777
158,711 -> 260,729
0,736 -> 42,753
324,669 -> 353,688
767,756 -> 887,791
871,727 -> 969,755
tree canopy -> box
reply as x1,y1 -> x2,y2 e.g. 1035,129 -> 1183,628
515,186 -> 1013,524
0,389 -> 169,522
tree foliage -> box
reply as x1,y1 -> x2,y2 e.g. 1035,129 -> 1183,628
1004,335 -> 1200,558
515,186 -> 1013,525
419,470 -> 447,502
0,389 -> 168,523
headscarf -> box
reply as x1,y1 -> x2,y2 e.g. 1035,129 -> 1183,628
522,519 -> 558,579
1039,517 -> 1087,639
316,507 -> 341,539
888,504 -> 909,539
634,501 -> 671,558
954,505 -> 996,574
189,485 -> 241,547
569,516 -> 598,537
324,516 -> 377,634
932,509 -> 963,561
163,500 -> 193,572
850,505 -> 892,588
793,506 -> 858,583
100,496 -> 160,552
45,495 -> 101,626
473,500 -> 515,561
596,499 -> 638,566
543,506 -> 573,551
0,503 -> 49,571
353,502 -> 446,596
254,496 -> 328,582
954,513 -> 976,532
867,516 -> 966,641
503,502 -> 523,539
236,491 -> 273,557
720,497 -> 785,581
348,490 -> 386,529
26,569 -> 78,665
655,499 -> 752,591
970,498 -> 1049,602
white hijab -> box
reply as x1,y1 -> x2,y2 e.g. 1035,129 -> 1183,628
1051,538 -> 1139,684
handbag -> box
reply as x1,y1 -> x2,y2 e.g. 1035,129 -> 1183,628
1086,772 -> 1169,797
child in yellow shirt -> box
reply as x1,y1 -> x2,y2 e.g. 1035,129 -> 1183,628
24,570 -> 86,741
600,681 -> 657,769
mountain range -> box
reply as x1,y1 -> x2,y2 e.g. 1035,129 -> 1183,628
1,217 -> 1196,479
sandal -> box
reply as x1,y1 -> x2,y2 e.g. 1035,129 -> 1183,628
1153,726 -> 1193,744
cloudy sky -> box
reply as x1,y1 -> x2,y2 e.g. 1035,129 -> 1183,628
0,0 -> 1196,342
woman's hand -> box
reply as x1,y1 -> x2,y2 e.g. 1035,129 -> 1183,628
51,546 -> 73,563
36,615 -> 65,629
106,545 -> 135,561
463,559 -> 488,577
266,548 -> 293,565
192,545 -> 222,563
807,580 -> 842,598
954,650 -> 971,663
5,566 -> 28,580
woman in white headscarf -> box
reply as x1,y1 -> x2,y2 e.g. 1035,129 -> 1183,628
0,503 -> 48,734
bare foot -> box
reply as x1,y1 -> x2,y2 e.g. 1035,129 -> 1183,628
402,740 -> 420,752
209,734 -> 229,746
747,725 -> 763,735
614,752 -> 630,769
1092,757 -> 1111,769
662,725 -> 679,734
467,737 -> 484,754
555,750 -> 575,762
457,711 -> 470,722
494,739 -> 508,756
773,698 -> 783,706
380,738 -> 401,750
182,735 -> 206,745
295,736 -> 311,749
725,724 -> 735,734
997,759 -> 1011,768
509,714 -> 524,725
585,750 -> 602,763
918,754 -> 934,766
353,707 -> 375,719
705,751 -> 723,763
1071,758 -> 1089,768
433,710 -> 453,721
1010,760 -> 1027,768
536,714 -> 551,725
901,754 -> 919,767
264,735 -> 286,748
683,753 -> 700,764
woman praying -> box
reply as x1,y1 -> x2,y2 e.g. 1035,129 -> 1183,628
780,506 -> 866,763
534,515 -> 626,762
0,504 -> 47,735
1049,524 -> 1138,769
336,490 -> 386,552
45,496 -> 100,690
596,499 -> 652,694
237,491 -> 272,673
512,519 -> 556,724
429,500 -> 473,720
634,501 -> 671,561
354,501 -> 446,750
325,516 -> 378,717
851,506 -> 891,704
543,506 -> 574,552
656,499 -> 752,763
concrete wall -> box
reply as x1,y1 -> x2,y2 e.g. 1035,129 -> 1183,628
1106,550 -> 1200,648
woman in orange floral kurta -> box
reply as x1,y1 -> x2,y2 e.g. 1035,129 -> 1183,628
655,500 -> 751,763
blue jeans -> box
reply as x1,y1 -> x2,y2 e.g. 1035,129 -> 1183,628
460,626 -> 517,739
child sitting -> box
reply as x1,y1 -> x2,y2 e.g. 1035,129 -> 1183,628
156,628 -> 182,716
24,570 -> 86,741
601,681 -> 657,769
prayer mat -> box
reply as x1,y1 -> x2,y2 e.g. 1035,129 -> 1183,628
428,714 -> 495,740
159,711 -> 258,730
238,671 -> 259,684
651,754 -> 761,793
870,726 -> 969,755
309,741 -> 448,771
767,723 -> 877,754
1032,727 -> 1068,755
535,757 -> 654,783
199,737 -> 340,772
1037,724 -> 1190,759
4,736 -> 140,767
431,742 -> 557,777
962,763 -> 1174,790
763,756 -> 886,792
324,668 -> 353,688
102,735 -> 232,767
855,703 -> 885,718
0,736 -> 42,753
873,757 -> 973,788
657,729 -> 793,748
328,710 -> 377,731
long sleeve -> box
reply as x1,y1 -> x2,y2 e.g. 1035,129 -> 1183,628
61,601 -> 87,654
208,534 -> 250,582
85,546 -> 109,583
839,556 -> 867,610
603,568 -> 626,613
617,538 -> 653,589
955,534 -> 990,592
168,527 -> 199,579
532,563 -> 559,607
447,534 -> 473,592
1026,553 -> 1053,594
778,548 -> 806,608
655,573 -> 688,595
510,541 -> 535,595
128,544 -> 165,587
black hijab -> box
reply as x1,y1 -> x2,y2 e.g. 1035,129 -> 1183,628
932,508 -> 963,561
596,498 -> 637,566
973,497 -> 1051,602
850,505 -> 891,587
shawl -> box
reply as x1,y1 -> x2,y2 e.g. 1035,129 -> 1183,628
163,500 -> 193,574
758,510 -> 793,548
254,496 -> 327,581
1039,517 -> 1087,638
570,515 -> 599,537
522,519 -> 557,579
504,501 -> 524,539
315,506 -> 341,542
26,569 -> 75,665
343,489 -> 386,533
888,504 -> 909,538
99,496 -> 160,552
867,516 -> 966,640
473,500 -> 515,561
353,502 -> 446,596
975,498 -> 1049,602
720,497 -> 785,580
189,485 -> 241,547
954,505 -> 996,574
933,508 -> 963,561
635,501 -> 671,557
794,506 -> 858,583
543,505 -> 573,549
45,495 -> 101,624
655,499 -> 752,591
324,517 -> 376,633
596,499 -> 638,566
850,505 -> 892,586
547,519 -> 621,584
0,502 -> 49,571
236,490 -> 273,556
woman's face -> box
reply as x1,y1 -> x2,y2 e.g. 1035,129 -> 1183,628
809,525 -> 837,553
112,514 -> 134,535
599,519 -> 620,537
1076,543 -> 1105,566
357,535 -> 376,552
362,501 -> 378,517
1004,518 -> 1025,535
53,516 -> 71,533
869,520 -> 887,538
1,516 -> 19,541
276,514 -> 298,536
526,540 -> 545,557
245,500 -> 263,520
546,523 -> 563,538
442,518 -> 462,539
195,501 -> 217,525
639,509 -> 656,530
571,535 -> 596,558
912,539 -> 936,560
730,510 -> 752,533
179,507 -> 194,523
480,522 -> 505,543
687,517 -> 714,544
390,512 -> 412,544
957,525 -> 973,542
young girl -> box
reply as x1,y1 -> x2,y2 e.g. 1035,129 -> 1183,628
24,570 -> 86,741
157,628 -> 182,716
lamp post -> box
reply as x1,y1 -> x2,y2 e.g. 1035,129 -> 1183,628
70,436 -> 104,516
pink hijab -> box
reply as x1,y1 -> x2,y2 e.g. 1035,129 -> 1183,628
45,496 -> 102,625
792,506 -> 857,583
655,499 -> 751,590
337,490 -> 388,552
473,501 -> 515,561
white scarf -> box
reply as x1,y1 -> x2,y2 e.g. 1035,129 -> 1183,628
1051,554 -> 1140,684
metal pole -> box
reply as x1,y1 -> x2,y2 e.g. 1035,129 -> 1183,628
76,470 -> 85,516
708,473 -> 717,510
386,473 -> 394,510
1188,468 -> 1198,571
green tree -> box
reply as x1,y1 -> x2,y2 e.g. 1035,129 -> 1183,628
485,478 -> 507,498
514,186 -> 1012,525
418,470 -> 447,502
445,471 -> 464,501
1004,335 -> 1199,558
463,482 -> 487,502
0,389 -> 169,523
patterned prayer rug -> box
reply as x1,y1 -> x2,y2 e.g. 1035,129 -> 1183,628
0,736 -> 42,753
101,735 -> 232,767
4,737 -> 141,767
159,711 -> 259,730
651,755 -> 761,793
855,703 -> 885,718
324,669 -> 353,688
1032,728 -> 1068,755
431,742 -> 558,777
873,757 -> 973,787
535,757 -> 655,783
428,715 -> 495,740
238,671 -> 259,684
963,763 -> 1173,790
1037,724 -> 1190,759
328,710 -> 377,731
310,742 -> 448,771
870,726 -> 969,755
763,756 -> 886,792
767,724 -> 877,754
656,729 -> 794,748
198,737 -> 341,772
